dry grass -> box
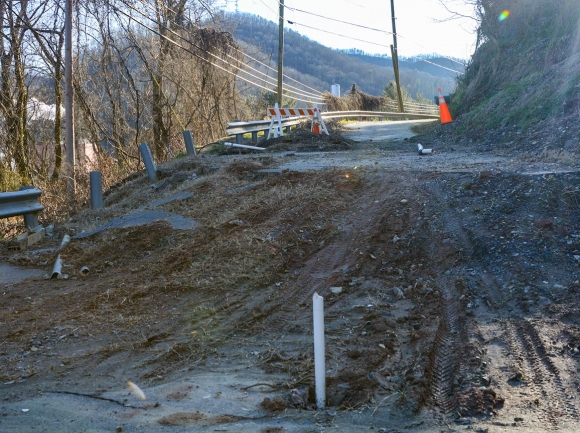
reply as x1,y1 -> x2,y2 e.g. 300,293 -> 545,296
323,88 -> 385,112
53,160 -> 354,337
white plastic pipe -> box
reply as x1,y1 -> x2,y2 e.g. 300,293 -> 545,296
223,142 -> 266,151
59,234 -> 71,249
417,143 -> 434,155
51,254 -> 63,279
313,292 -> 326,409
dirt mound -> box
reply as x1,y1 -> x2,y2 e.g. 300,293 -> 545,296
262,130 -> 356,152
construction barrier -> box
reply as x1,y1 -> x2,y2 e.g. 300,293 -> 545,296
267,104 -> 329,138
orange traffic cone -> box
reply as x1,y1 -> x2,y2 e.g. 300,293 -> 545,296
312,118 -> 321,134
437,88 -> 452,124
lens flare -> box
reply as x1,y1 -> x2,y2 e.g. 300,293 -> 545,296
498,10 -> 510,21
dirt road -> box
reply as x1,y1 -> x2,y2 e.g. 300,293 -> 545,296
340,119 -> 437,142
1,122 -> 580,432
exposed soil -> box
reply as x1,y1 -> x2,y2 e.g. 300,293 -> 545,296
1,122 -> 580,432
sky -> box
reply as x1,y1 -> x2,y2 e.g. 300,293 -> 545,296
217,0 -> 478,60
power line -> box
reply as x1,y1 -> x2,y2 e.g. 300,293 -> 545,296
119,0 -> 324,102
273,0 -> 467,67
287,6 -> 394,35
288,18 -> 466,76
419,59 -> 463,74
395,34 -> 467,67
152,0 -> 325,97
234,41 -> 324,96
257,0 -> 280,19
134,0 -> 326,100
341,0 -> 384,14
289,20 -> 392,49
109,1 -> 323,104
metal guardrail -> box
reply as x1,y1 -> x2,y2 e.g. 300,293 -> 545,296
0,188 -> 44,228
226,109 -> 440,143
322,110 -> 439,120
226,117 -> 300,144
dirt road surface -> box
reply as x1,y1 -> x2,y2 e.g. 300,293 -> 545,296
1,120 -> 580,432
340,119 -> 437,142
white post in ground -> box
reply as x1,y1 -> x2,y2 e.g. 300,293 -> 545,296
313,292 -> 326,409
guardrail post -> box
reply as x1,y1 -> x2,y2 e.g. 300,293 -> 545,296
90,171 -> 103,209
182,130 -> 196,156
236,133 -> 243,145
251,131 -> 258,143
138,142 -> 157,181
19,186 -> 39,230
285,126 -> 291,134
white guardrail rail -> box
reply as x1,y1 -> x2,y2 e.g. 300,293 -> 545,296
226,108 -> 440,144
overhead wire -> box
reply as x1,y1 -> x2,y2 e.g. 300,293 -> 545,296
206,1 -> 466,80
418,59 -> 463,75
156,0 -> 326,96
135,0 -> 326,101
256,0 -> 280,20
289,21 -> 392,50
275,0 -> 467,67
340,0 -> 383,14
109,2 -> 275,93
136,0 -> 325,98
395,34 -> 467,67
113,0 -> 324,103
287,6 -> 394,36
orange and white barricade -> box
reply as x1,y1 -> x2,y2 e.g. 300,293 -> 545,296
267,103 -> 329,138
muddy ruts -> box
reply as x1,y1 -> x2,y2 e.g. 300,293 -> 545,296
428,282 -> 461,412
266,174 -> 415,330
503,319 -> 578,427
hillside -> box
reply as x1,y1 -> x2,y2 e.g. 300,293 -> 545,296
447,0 -> 580,152
226,12 -> 456,98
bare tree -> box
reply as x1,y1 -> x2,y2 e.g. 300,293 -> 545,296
0,0 -> 242,198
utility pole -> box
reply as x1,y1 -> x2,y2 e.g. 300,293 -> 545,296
277,0 -> 284,106
390,0 -> 404,113
65,0 -> 75,201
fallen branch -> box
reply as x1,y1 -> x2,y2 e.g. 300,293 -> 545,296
46,390 -> 145,409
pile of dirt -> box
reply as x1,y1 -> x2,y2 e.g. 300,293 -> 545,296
262,130 -> 356,152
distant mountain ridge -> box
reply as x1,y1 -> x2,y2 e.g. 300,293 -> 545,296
340,50 -> 464,80
225,12 -> 460,99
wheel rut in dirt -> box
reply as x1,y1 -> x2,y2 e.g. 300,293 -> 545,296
259,171 -> 426,331
503,319 -> 579,427
427,280 -> 462,413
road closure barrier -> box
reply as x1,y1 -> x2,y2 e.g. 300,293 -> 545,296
267,104 -> 329,138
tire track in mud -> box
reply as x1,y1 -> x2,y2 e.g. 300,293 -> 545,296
427,281 -> 461,413
503,319 -> 578,427
266,172 -> 422,330
421,180 -> 468,412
